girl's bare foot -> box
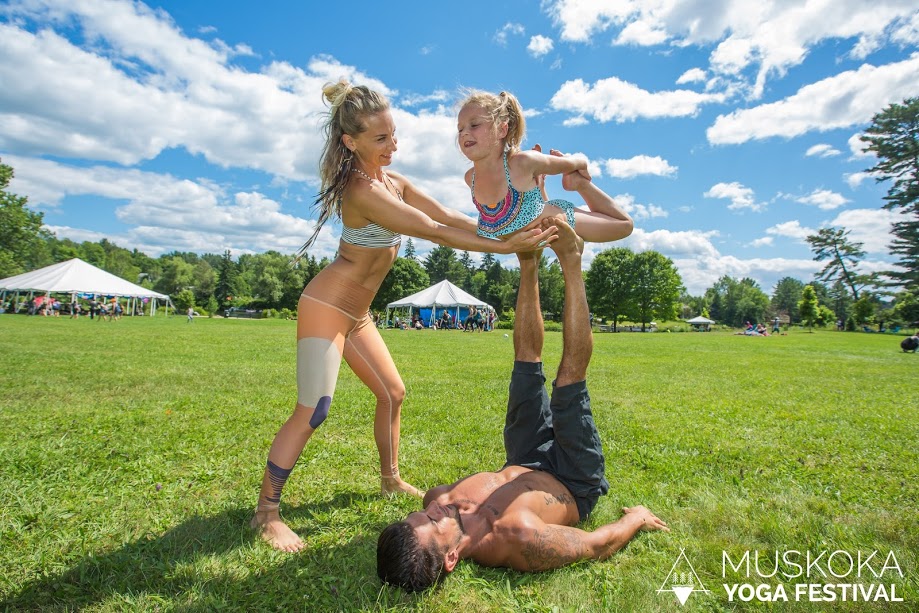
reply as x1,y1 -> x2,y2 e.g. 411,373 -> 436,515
381,474 -> 424,498
251,508 -> 305,553
549,149 -> 591,191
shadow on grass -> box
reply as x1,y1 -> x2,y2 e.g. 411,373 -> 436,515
3,492 -> 402,610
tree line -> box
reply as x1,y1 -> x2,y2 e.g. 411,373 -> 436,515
2,97 -> 917,327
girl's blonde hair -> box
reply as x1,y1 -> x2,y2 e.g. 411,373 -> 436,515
293,80 -> 390,261
459,90 -> 526,152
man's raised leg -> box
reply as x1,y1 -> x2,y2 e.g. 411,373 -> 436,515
552,221 -> 592,388
546,219 -> 608,519
514,250 -> 543,363
503,248 -> 552,466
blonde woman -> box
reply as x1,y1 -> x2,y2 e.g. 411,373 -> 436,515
252,81 -> 557,552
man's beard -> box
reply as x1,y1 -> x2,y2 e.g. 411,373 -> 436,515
446,504 -> 465,535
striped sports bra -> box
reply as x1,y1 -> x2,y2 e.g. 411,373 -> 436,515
341,171 -> 402,248
471,151 -> 575,239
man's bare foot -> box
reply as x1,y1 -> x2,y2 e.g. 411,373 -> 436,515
251,508 -> 305,552
542,216 -> 583,258
381,475 -> 424,498
549,149 -> 592,192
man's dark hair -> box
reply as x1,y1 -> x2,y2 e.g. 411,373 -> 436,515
377,521 -> 445,592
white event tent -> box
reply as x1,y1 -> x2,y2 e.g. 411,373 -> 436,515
0,258 -> 172,315
386,279 -> 493,328
685,315 -> 715,331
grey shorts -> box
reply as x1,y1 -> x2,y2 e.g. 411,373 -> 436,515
503,361 -> 609,521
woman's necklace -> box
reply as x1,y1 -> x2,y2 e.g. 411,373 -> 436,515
352,167 -> 402,201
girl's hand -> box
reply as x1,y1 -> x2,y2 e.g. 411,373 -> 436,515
550,148 -> 592,191
502,223 -> 558,254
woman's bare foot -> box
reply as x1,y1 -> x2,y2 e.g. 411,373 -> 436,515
381,474 -> 424,498
251,508 -> 305,553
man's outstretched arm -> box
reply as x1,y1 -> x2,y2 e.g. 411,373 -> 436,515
505,506 -> 669,572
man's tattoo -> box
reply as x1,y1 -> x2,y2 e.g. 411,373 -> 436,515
520,527 -> 588,571
543,492 -> 575,506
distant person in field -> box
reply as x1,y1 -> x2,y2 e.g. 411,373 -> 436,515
251,81 -> 555,553
376,219 -> 668,592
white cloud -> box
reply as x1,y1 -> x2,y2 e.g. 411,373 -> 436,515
795,189 -> 849,210
615,20 -> 667,46
766,220 -> 816,241
8,154 -> 320,257
550,76 -> 725,123
751,236 -> 774,247
848,133 -> 873,159
400,90 -> 450,107
676,68 -> 707,85
527,35 -> 554,58
844,171 -> 872,189
494,22 -> 525,46
704,181 -> 764,212
0,9 -> 402,181
829,208 -> 899,253
603,155 -> 677,179
562,116 -> 589,127
611,194 -> 668,220
545,0 -> 919,98
707,53 -> 919,144
805,144 -> 841,158
673,254 -> 820,296
891,10 -> 919,45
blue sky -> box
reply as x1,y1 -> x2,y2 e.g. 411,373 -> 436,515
2,0 -> 918,294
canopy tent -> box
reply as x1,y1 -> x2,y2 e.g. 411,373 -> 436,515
0,258 -> 171,315
385,279 -> 493,328
685,315 -> 715,331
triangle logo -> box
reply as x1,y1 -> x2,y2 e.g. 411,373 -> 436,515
657,548 -> 710,606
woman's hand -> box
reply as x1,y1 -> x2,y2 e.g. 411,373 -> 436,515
501,223 -> 558,254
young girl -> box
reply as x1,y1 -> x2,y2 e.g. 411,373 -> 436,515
457,90 -> 633,244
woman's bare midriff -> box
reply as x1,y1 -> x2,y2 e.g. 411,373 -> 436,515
325,241 -> 399,292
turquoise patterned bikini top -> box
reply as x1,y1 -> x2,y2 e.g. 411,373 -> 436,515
471,151 -> 546,239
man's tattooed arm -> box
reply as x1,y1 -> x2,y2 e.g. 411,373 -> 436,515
515,525 -> 594,571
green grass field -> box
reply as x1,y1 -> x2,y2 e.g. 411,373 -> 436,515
0,316 -> 916,612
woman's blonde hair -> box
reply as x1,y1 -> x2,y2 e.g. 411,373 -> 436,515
293,80 -> 390,261
459,89 -> 526,152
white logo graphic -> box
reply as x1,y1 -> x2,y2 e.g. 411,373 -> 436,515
658,548 -> 710,606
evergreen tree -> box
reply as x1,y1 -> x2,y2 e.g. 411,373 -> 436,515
215,250 -> 240,311
403,238 -> 416,260
805,227 -> 871,300
771,277 -> 805,322
861,97 -> 919,289
423,245 -> 464,284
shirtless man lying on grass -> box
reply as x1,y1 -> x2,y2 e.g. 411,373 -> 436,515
376,217 -> 668,591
